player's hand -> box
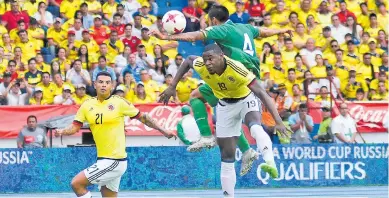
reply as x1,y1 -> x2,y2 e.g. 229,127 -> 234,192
54,129 -> 64,137
283,29 -> 294,37
274,123 -> 292,139
151,30 -> 167,40
159,86 -> 176,105
163,131 -> 177,140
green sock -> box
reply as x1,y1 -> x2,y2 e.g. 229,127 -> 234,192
237,131 -> 250,153
189,98 -> 212,136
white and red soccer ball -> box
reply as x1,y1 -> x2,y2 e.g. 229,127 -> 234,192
162,10 -> 186,34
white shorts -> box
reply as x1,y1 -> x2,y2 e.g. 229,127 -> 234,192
216,92 -> 261,138
84,158 -> 127,192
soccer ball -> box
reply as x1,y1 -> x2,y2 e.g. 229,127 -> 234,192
162,10 -> 186,35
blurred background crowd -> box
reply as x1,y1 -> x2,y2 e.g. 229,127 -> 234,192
0,0 -> 387,108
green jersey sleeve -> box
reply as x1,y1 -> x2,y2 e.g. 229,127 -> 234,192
201,25 -> 228,42
176,121 -> 192,145
246,24 -> 260,38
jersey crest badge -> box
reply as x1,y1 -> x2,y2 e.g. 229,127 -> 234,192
108,104 -> 115,111
227,76 -> 235,82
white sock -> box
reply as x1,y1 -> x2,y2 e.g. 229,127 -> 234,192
221,162 -> 236,197
78,191 -> 91,198
250,125 -> 274,163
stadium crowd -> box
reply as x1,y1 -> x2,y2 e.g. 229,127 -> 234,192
0,0 -> 387,110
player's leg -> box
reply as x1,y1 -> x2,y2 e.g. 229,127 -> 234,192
218,136 -> 238,197
242,94 -> 278,178
100,185 -> 117,197
215,100 -> 241,197
97,160 -> 127,198
70,171 -> 92,198
239,131 -> 259,176
187,84 -> 218,151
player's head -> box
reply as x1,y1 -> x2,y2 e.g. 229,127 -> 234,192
208,5 -> 229,26
202,44 -> 224,75
94,71 -> 113,97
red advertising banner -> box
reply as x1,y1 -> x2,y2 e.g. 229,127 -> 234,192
308,101 -> 388,133
0,104 -> 214,139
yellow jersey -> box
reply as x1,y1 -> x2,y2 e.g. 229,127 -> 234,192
102,2 -> 118,20
176,79 -> 196,103
47,27 -> 68,45
74,95 -> 139,159
132,94 -> 153,104
310,65 -> 327,78
104,39 -> 124,57
36,82 -> 57,104
193,56 -> 255,99
73,94 -> 91,105
60,0 -> 81,19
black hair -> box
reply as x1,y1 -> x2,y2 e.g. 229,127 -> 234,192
96,71 -> 112,80
117,4 -> 124,9
155,58 -> 167,76
28,58 -> 36,64
77,44 -> 89,71
369,13 -> 377,19
204,43 -> 223,54
208,5 -> 229,23
113,13 -> 121,18
27,115 -> 37,122
42,71 -> 50,77
284,38 -> 293,43
288,68 -> 296,73
8,60 -> 16,66
17,30 -> 27,35
299,103 -> 307,109
125,23 -> 132,28
80,2 -> 88,7
356,88 -> 364,93
274,51 -> 282,56
98,55 -> 106,62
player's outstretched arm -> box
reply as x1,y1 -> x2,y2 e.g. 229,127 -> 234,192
137,112 -> 177,139
152,30 -> 205,42
159,55 -> 198,104
248,80 -> 291,138
55,122 -> 82,137
258,27 -> 293,38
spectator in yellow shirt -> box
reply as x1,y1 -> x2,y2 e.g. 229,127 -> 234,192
52,72 -> 75,96
377,30 -> 388,52
72,84 -> 90,105
2,33 -> 14,59
270,1 -> 290,27
307,14 -> 322,40
259,42 -> 274,69
27,18 -> 44,48
139,2 -> 157,27
367,39 -> 385,67
317,1 -> 332,27
357,53 -> 378,85
290,84 -> 307,112
35,54 -> 50,73
140,27 -> 159,55
16,30 -> 40,60
47,18 -> 67,55
297,0 -> 317,24
285,68 -> 300,96
357,3 -> 370,29
176,71 -> 196,103
334,49 -> 351,83
52,47 -> 71,75
159,73 -> 179,103
310,54 -> 327,78
85,0 -> 102,15
379,52 -> 388,76
323,39 -> 339,66
60,0 -> 81,20
377,4 -> 388,32
62,30 -> 81,60
104,30 -> 124,57
314,86 -> 331,107
355,88 -> 367,101
281,38 -> 298,68
370,71 -> 388,91
365,13 -> 380,39
114,84 -> 126,97
139,69 -> 159,101
358,32 -> 371,54
132,82 -> 153,104
102,0 -> 118,23
270,52 -> 287,84
36,72 -> 56,104
293,23 -> 311,49
344,40 -> 361,65
10,20 -> 27,44
371,81 -> 388,101
294,54 -> 308,84
285,12 -> 299,30
341,68 -> 368,100
29,87 -> 48,105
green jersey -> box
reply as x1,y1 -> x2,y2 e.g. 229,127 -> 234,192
201,20 -> 261,77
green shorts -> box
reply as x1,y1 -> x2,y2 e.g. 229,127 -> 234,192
198,84 -> 219,107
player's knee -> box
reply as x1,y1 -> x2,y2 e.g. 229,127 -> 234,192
220,149 -> 236,162
190,89 -> 202,100
70,177 -> 85,193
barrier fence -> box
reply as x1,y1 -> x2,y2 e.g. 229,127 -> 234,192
0,144 -> 387,193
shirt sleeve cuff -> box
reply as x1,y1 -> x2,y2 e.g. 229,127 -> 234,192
73,120 -> 83,127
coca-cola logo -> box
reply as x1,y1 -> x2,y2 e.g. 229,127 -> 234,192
349,105 -> 388,128
124,106 -> 182,133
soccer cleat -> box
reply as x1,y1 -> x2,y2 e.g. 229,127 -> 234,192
240,148 -> 259,176
187,136 -> 217,152
259,161 -> 278,179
